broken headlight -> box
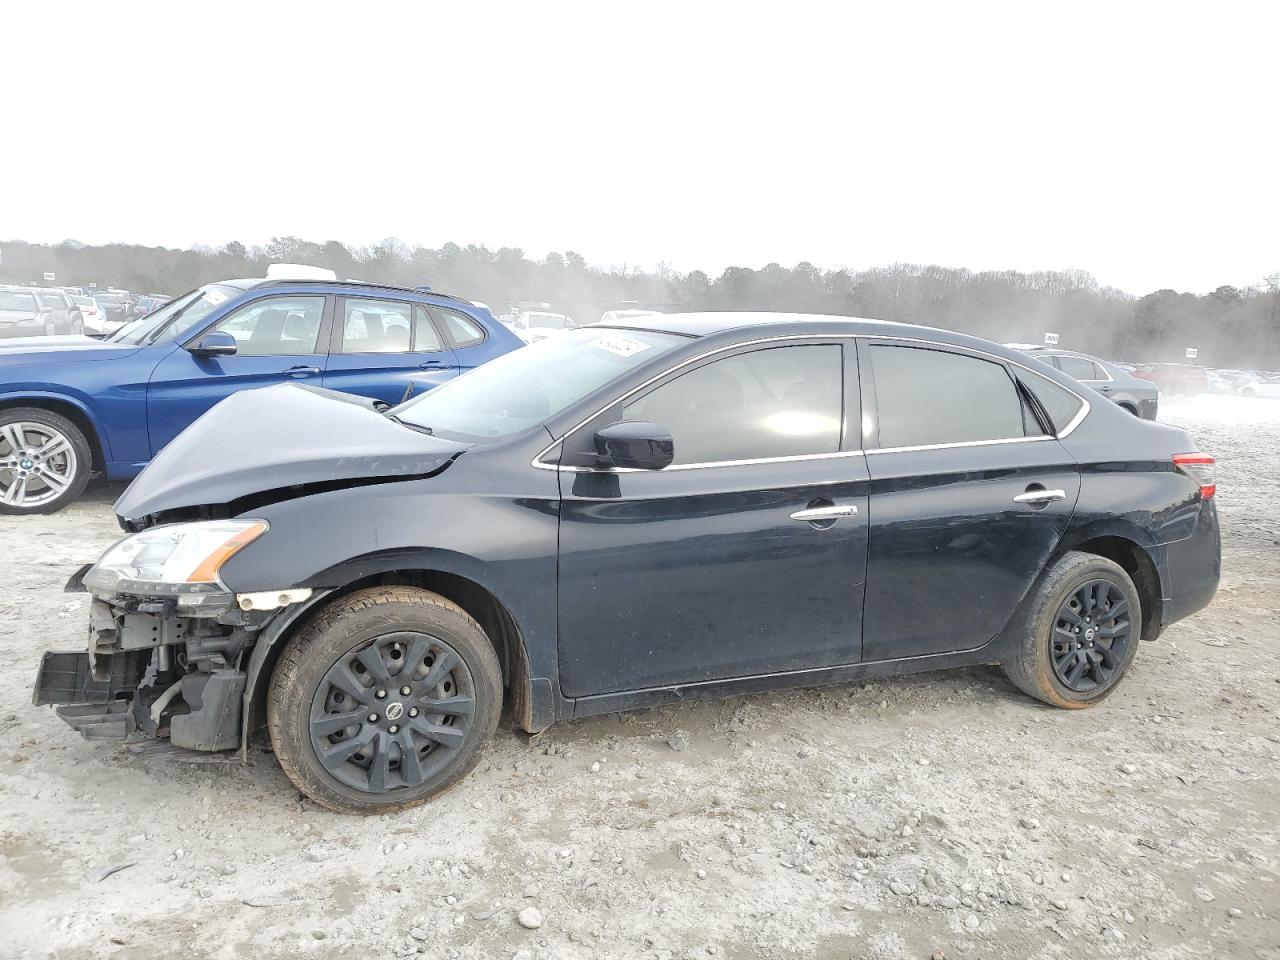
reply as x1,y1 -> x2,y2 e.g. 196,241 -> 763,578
83,520 -> 268,613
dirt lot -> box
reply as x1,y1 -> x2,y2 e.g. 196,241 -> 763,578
0,396 -> 1277,960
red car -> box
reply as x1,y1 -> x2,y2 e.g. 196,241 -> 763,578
1131,363 -> 1209,396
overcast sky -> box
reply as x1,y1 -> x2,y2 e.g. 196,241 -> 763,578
4,1 -> 1276,294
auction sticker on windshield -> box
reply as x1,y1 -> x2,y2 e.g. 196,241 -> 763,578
591,334 -> 652,358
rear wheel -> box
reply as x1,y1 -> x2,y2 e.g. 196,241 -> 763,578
0,408 -> 92,514
268,586 -> 502,814
1002,552 -> 1141,708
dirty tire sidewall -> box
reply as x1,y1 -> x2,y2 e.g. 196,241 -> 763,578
1002,551 -> 1142,709
0,406 -> 92,515
267,586 -> 502,814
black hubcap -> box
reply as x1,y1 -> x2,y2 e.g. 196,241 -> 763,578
1051,579 -> 1132,692
309,632 -> 475,794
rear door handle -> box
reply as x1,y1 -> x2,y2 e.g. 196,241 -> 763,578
418,360 -> 449,370
790,505 -> 859,522
283,365 -> 320,377
1012,489 -> 1066,504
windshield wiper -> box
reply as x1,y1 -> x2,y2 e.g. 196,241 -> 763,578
385,413 -> 433,435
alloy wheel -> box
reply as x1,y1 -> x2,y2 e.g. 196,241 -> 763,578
0,422 -> 78,508
309,631 -> 476,794
1051,579 -> 1132,692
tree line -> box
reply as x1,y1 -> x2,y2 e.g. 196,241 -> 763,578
2,237 -> 1277,369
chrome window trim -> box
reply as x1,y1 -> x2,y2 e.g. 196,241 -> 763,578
530,331 -> 1092,473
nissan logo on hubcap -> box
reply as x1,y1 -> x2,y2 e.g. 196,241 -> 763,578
1085,628 -> 1096,640
385,702 -> 404,721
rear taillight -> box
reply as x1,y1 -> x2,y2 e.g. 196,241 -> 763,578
1173,453 -> 1215,499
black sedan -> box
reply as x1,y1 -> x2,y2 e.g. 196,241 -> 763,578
34,313 -> 1221,813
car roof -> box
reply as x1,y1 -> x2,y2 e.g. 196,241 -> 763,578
596,311 -> 949,341
233,276 -> 476,305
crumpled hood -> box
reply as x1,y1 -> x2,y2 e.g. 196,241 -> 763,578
115,383 -> 470,522
0,335 -> 142,362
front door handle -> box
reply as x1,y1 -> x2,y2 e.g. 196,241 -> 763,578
1012,488 -> 1066,504
790,504 -> 859,522
283,365 -> 321,377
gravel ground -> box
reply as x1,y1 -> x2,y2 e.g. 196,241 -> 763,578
0,396 -> 1277,960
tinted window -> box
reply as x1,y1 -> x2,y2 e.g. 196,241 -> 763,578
340,298 -> 413,353
870,345 -> 1024,448
211,295 -> 325,356
623,344 -> 843,465
1021,373 -> 1085,434
396,328 -> 683,440
1055,355 -> 1102,380
435,308 -> 485,346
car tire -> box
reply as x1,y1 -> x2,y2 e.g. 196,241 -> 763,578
267,586 -> 503,814
1001,551 -> 1141,709
0,407 -> 93,515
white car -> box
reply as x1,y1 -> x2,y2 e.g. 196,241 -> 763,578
71,295 -> 116,336
1239,375 -> 1280,399
512,311 -> 574,344
598,309 -> 660,325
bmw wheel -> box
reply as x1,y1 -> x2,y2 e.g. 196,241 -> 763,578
1002,551 -> 1141,708
268,586 -> 502,814
0,408 -> 93,515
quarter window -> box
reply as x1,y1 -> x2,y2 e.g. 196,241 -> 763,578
1021,373 -> 1085,434
340,298 -> 413,353
622,344 -> 843,465
210,295 -> 325,356
435,308 -> 486,346
869,345 -> 1025,449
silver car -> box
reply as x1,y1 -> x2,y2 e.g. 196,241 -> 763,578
1015,347 -> 1159,419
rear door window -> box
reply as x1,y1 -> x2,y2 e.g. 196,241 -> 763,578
868,345 -> 1026,449
1055,355 -> 1103,381
622,344 -> 844,465
339,298 -> 414,353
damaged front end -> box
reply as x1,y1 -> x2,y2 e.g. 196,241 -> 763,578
33,521 -> 306,753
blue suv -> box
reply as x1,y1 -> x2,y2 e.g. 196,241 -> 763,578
0,276 -> 524,514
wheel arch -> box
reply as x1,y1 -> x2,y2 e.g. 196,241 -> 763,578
0,392 -> 110,472
1059,533 -> 1163,643
242,562 -> 546,747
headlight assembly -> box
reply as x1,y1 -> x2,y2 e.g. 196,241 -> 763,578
82,520 -> 268,614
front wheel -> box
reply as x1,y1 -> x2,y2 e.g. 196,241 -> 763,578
268,586 -> 502,814
1002,552 -> 1141,708
0,408 -> 92,514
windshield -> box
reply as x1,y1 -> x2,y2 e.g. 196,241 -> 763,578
394,328 -> 685,440
0,291 -> 39,311
108,284 -> 237,344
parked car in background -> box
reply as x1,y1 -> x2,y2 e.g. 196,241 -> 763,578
70,295 -> 110,336
511,311 -> 575,343
1132,363 -> 1209,396
599,309 -> 660,325
34,289 -> 84,335
0,287 -> 59,338
0,273 -> 523,514
1011,347 -> 1158,419
1239,375 -> 1280,399
130,295 -> 169,319
32,313 -> 1220,812
93,293 -> 132,330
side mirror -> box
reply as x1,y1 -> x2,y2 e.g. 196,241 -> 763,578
593,420 -> 674,470
188,330 -> 238,357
